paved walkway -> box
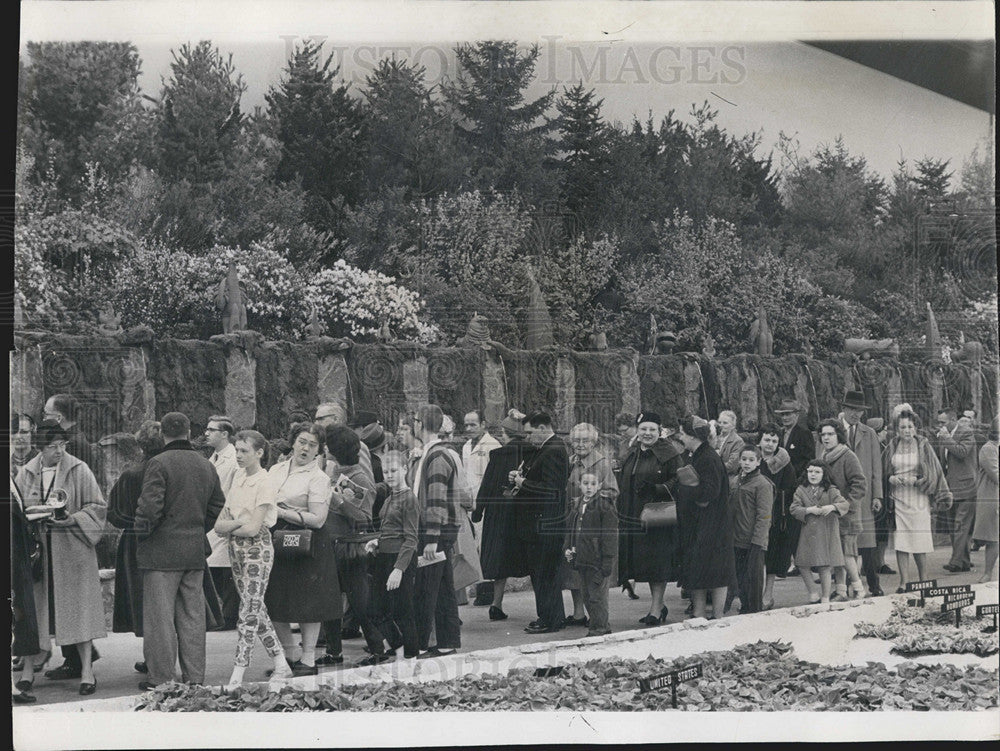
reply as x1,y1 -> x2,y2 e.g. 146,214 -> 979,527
13,543 -> 990,707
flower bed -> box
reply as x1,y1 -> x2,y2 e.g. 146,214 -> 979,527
135,641 -> 998,712
854,601 -> 999,657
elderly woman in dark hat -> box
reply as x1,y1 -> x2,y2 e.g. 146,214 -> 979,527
617,411 -> 684,625
471,409 -> 534,620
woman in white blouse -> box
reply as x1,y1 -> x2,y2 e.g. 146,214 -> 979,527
214,430 -> 290,687
262,422 -> 342,677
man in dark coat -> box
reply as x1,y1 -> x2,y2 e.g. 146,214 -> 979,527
774,398 -> 814,480
513,412 -> 570,634
934,408 -> 980,572
134,412 -> 226,688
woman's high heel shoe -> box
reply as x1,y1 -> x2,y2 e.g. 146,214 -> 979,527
622,582 -> 640,600
658,606 -> 668,624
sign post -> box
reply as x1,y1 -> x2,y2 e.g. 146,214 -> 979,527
904,579 -> 938,607
941,592 -> 976,627
637,663 -> 703,709
976,603 -> 999,633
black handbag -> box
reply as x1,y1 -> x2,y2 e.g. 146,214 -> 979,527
640,501 -> 678,528
272,522 -> 314,560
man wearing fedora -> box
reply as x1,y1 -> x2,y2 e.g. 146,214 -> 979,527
774,399 -> 814,481
840,391 -> 886,595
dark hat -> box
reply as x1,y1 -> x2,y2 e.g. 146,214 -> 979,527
358,423 -> 387,452
349,410 -> 378,429
655,331 -> 677,343
842,391 -> 870,410
36,419 -> 68,448
500,414 -> 526,434
774,398 -> 801,414
636,411 -> 662,426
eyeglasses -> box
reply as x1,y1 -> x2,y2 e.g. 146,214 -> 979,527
205,428 -> 225,433
295,436 -> 319,449
45,441 -> 68,450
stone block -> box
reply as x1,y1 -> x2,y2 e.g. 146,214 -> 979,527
317,352 -> 349,409
554,357 -> 575,432
224,348 -> 256,429
620,353 -> 641,417
402,356 -> 429,413
482,351 -> 507,425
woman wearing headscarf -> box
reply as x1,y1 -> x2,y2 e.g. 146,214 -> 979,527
471,409 -> 534,621
617,411 -> 683,625
675,415 -> 735,620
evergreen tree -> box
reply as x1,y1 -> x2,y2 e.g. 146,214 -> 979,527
443,41 -> 558,203
362,56 -> 465,200
265,40 -> 368,227
553,83 -> 611,230
155,41 -> 246,184
18,42 -> 147,200
912,157 -> 954,201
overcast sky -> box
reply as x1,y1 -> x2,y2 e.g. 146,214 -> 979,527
20,1 -> 994,180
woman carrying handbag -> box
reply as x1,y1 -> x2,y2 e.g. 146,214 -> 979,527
616,411 -> 684,626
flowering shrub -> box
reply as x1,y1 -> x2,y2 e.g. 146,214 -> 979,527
613,211 -> 884,356
14,220 -> 69,326
305,259 -> 439,344
113,242 -> 437,342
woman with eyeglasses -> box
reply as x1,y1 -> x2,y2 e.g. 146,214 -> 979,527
263,422 -> 342,677
15,419 -> 107,696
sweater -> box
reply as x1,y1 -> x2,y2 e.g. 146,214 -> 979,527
378,487 -> 420,570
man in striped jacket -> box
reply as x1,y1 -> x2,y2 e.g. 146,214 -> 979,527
409,404 -> 463,658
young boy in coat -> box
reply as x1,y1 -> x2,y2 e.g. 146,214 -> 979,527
564,473 -> 618,637
730,446 -> 773,614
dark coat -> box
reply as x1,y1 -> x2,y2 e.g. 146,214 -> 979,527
10,478 -> 40,656
564,495 -> 618,578
760,449 -> 800,574
677,441 -> 735,590
617,440 -> 683,583
472,438 -> 534,579
780,424 -> 814,480
65,425 -> 104,489
135,440 -> 226,570
109,455 -> 225,634
513,434 -> 569,552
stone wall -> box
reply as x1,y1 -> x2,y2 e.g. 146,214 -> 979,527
12,330 -> 998,446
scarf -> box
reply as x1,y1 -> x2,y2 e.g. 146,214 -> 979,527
763,447 -> 791,475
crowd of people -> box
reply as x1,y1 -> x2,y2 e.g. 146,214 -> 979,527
10,391 -> 1000,703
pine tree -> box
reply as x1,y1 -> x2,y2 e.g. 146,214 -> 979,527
155,41 -> 246,184
265,40 -> 368,224
362,56 -> 465,200
553,83 -> 610,228
19,41 -> 147,200
443,41 -> 558,203
913,157 -> 954,200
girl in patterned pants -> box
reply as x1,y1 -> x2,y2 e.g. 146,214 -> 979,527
214,430 -> 292,687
